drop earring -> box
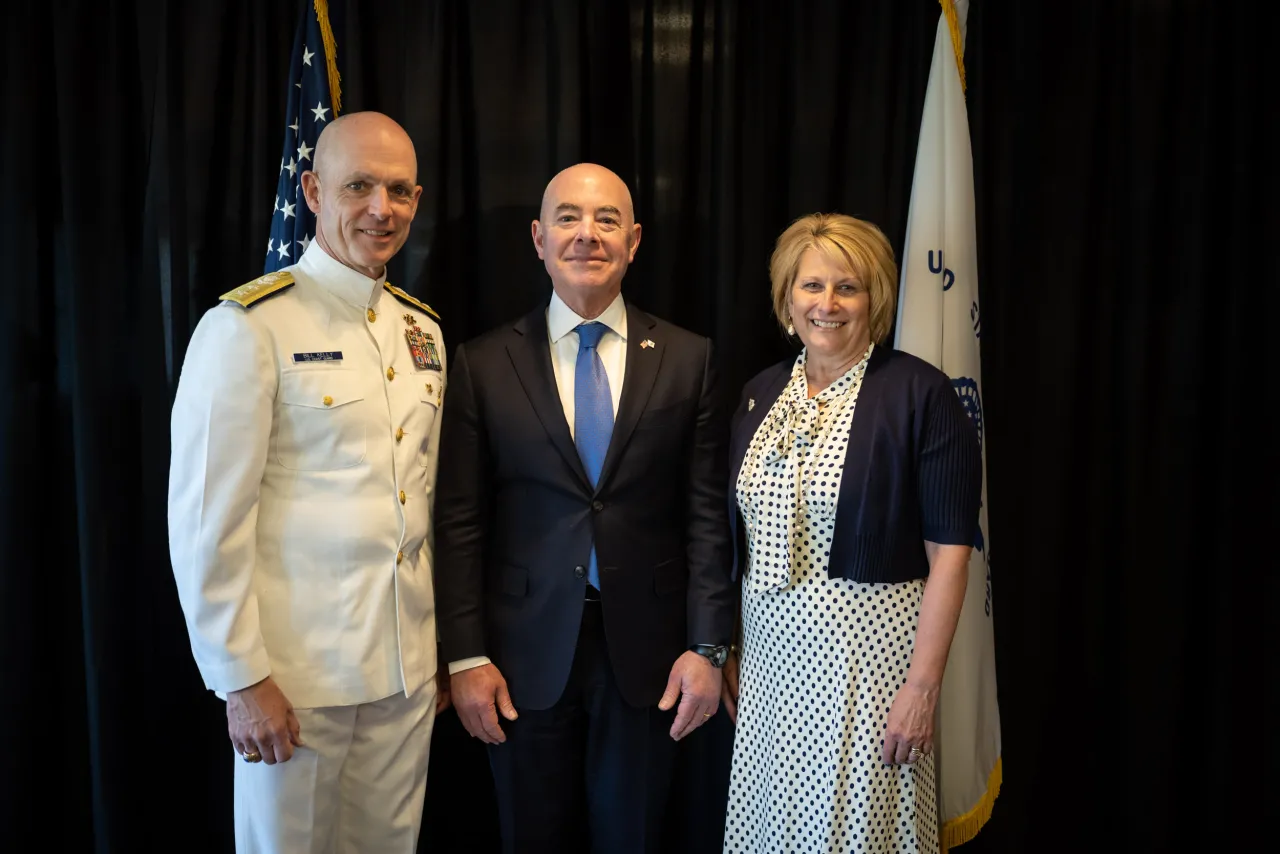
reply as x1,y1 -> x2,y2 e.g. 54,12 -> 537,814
787,323 -> 795,336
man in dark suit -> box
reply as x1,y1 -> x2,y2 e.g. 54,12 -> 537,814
434,162 -> 735,853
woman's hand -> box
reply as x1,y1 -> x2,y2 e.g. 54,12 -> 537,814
883,541 -> 971,765
882,680 -> 938,765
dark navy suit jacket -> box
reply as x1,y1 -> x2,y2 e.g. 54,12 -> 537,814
434,300 -> 735,710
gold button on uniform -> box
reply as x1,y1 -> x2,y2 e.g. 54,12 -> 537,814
399,490 -> 406,504
367,308 -> 377,322
395,427 -> 404,442
386,367 -> 396,381
396,550 -> 404,565
322,395 -> 333,407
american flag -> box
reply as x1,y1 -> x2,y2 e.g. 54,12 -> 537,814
265,0 -> 342,273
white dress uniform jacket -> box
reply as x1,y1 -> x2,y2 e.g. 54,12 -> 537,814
168,240 -> 445,709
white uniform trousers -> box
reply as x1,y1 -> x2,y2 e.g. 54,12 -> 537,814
233,678 -> 437,853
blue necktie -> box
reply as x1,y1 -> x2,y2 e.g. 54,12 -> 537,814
574,322 -> 613,590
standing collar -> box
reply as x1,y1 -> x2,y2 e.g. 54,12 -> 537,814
546,289 -> 628,344
296,240 -> 386,309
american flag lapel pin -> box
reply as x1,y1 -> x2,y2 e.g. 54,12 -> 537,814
641,339 -> 655,349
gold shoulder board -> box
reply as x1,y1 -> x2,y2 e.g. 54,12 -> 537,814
220,271 -> 295,308
384,282 -> 440,320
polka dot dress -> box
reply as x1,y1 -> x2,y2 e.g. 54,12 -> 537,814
724,345 -> 938,854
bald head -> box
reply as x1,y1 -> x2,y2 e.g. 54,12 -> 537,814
313,111 -> 418,183
300,110 -> 422,278
539,163 -> 635,224
531,162 -> 642,318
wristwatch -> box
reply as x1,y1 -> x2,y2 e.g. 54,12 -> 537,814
690,644 -> 729,668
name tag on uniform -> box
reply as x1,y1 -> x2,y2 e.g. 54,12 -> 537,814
292,351 -> 343,363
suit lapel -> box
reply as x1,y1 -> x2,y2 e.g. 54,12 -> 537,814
596,303 -> 661,494
507,306 -> 592,492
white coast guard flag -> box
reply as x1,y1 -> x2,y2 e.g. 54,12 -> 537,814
894,1 -> 1002,849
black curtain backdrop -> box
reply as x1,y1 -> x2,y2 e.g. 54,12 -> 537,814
1,1 -> 1270,852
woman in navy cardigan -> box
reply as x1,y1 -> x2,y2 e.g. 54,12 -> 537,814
719,213 -> 982,853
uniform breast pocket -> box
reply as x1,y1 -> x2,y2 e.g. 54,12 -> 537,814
413,376 -> 442,466
275,369 -> 366,471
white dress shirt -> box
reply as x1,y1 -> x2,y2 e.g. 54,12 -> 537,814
547,288 -> 628,431
448,289 -> 627,675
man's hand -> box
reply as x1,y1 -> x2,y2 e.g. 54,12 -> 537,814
721,650 -> 740,725
658,650 -> 722,741
228,676 -> 302,765
451,664 -> 518,745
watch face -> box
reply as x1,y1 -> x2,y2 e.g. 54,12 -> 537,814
694,644 -> 728,667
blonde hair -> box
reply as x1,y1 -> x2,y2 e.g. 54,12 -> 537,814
769,213 -> 899,345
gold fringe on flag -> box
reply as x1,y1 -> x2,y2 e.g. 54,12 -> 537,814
313,0 -> 342,115
940,757 -> 1002,852
939,0 -> 967,93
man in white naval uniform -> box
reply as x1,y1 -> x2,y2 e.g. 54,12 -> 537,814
167,112 -> 447,853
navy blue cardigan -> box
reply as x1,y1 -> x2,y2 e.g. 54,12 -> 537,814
728,346 -> 982,584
